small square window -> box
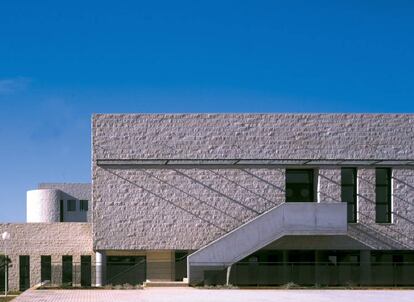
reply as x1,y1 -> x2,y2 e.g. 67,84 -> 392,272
80,200 -> 88,212
67,200 -> 76,212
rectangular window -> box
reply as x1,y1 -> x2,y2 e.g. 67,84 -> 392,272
80,200 -> 88,212
80,256 -> 92,287
41,256 -> 52,283
286,169 -> 315,202
59,200 -> 64,222
67,200 -> 76,212
341,168 -> 357,223
376,168 -> 392,223
62,256 -> 73,285
19,255 -> 30,291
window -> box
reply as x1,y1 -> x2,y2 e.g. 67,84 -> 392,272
62,256 -> 73,285
59,200 -> 64,222
41,256 -> 51,283
341,168 -> 357,223
81,256 -> 92,287
80,200 -> 88,211
67,200 -> 76,212
286,169 -> 315,202
376,168 -> 392,223
19,255 -> 30,291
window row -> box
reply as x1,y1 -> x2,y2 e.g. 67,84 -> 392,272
285,168 -> 392,224
60,199 -> 89,212
18,255 -> 92,291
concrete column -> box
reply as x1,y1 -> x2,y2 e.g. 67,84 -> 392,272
360,250 -> 371,286
95,251 -> 106,287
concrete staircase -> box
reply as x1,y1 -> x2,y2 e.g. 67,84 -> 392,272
187,202 -> 347,284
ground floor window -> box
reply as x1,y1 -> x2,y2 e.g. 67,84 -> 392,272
106,256 -> 146,285
19,255 -> 30,291
41,255 -> 51,283
81,256 -> 92,287
200,250 -> 414,287
62,256 -> 73,285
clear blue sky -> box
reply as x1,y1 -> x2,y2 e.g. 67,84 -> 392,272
0,0 -> 413,222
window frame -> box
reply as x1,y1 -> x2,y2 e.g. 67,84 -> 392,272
375,168 -> 392,223
341,167 -> 357,223
285,169 -> 316,202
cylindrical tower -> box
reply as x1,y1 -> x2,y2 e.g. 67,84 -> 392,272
26,189 -> 61,222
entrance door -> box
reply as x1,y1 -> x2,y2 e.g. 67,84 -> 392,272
106,256 -> 146,285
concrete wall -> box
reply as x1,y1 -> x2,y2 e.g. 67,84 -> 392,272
26,189 -> 61,223
92,114 -> 414,251
0,223 -> 93,291
34,183 -> 91,222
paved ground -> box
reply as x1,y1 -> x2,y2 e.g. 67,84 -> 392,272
12,288 -> 414,302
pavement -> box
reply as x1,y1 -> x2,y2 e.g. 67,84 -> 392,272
12,287 -> 414,302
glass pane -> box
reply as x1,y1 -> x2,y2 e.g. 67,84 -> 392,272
347,204 -> 356,222
376,187 -> 389,204
376,204 -> 390,223
286,170 -> 313,184
376,168 -> 390,186
342,186 -> 356,204
341,168 -> 356,185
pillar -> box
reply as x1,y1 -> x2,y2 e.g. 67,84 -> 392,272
95,251 -> 106,287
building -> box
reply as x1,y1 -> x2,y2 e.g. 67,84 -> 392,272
1,113 -> 414,290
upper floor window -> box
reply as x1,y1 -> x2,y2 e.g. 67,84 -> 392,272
286,169 -> 315,202
341,168 -> 357,223
376,168 -> 392,223
67,200 -> 76,212
80,200 -> 89,212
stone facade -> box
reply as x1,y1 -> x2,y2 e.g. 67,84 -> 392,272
92,114 -> 414,251
0,223 -> 93,291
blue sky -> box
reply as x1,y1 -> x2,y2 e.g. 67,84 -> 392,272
0,0 -> 413,221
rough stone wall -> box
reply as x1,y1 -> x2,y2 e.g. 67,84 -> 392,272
93,168 -> 285,250
93,114 -> 414,160
349,168 -> 414,250
318,168 -> 341,203
92,114 -> 414,251
0,223 -> 93,291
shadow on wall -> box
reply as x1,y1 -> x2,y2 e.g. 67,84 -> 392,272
102,166 -> 285,235
349,173 -> 414,249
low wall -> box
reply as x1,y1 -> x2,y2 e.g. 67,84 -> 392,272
0,223 -> 93,291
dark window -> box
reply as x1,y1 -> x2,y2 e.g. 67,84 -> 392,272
59,200 -> 64,222
41,256 -> 51,283
341,168 -> 357,223
62,256 -> 73,285
107,256 -> 146,285
376,168 -> 392,223
81,256 -> 92,287
67,200 -> 76,212
80,200 -> 88,212
19,255 -> 30,291
286,169 -> 315,202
